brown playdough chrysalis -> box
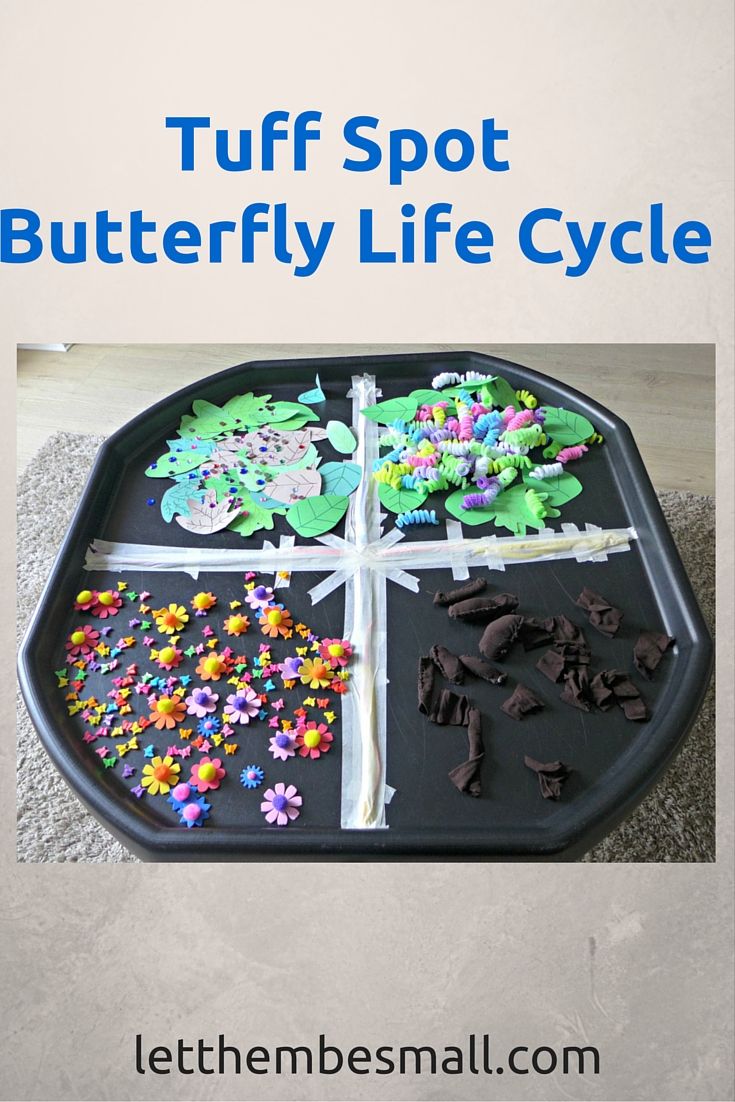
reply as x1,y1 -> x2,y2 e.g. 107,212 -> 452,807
479,614 -> 524,661
524,755 -> 571,800
633,631 -> 675,679
429,644 -> 464,684
459,655 -> 507,684
433,577 -> 486,607
448,707 -> 484,797
448,593 -> 519,623
590,669 -> 648,721
559,668 -> 592,712
501,683 -> 544,720
575,587 -> 623,637
519,617 -> 556,651
417,656 -> 435,715
430,688 -> 472,726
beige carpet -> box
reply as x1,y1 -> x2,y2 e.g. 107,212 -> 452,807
16,432 -> 716,862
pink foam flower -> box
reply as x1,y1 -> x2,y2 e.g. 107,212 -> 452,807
260,782 -> 302,826
65,624 -> 100,657
317,638 -> 353,668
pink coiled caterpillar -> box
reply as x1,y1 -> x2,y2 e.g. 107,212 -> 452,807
556,444 -> 588,464
506,408 -> 536,432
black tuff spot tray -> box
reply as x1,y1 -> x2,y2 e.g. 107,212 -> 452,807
17,351 -> 713,860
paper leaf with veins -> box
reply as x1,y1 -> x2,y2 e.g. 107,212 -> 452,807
238,428 -> 314,467
266,468 -> 323,505
174,490 -> 241,534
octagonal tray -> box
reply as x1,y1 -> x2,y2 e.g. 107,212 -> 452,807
17,351 -> 712,860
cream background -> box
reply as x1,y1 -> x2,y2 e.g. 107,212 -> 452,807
1,2 -> 733,1100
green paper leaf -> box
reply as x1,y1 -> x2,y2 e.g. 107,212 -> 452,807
177,403 -> 239,439
522,470 -> 583,505
228,494 -> 287,537
318,461 -> 362,496
268,401 -> 320,424
541,407 -> 595,445
146,447 -> 209,478
377,483 -> 428,513
485,375 -> 521,410
221,392 -> 274,426
326,420 -> 357,453
360,396 -> 420,424
286,493 -> 350,537
269,413 -> 317,431
255,443 -> 319,473
160,481 -> 204,522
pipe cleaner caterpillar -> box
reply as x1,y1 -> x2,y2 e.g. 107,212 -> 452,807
528,462 -> 564,479
556,444 -> 588,464
501,424 -> 544,448
524,488 -> 551,520
585,432 -> 604,445
431,370 -> 493,389
489,454 -> 532,472
516,388 -> 538,409
396,508 -> 439,528
505,408 -> 536,432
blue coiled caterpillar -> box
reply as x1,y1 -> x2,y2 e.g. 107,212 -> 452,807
396,508 -> 439,528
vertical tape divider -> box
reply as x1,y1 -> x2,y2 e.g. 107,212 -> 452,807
340,373 -> 388,829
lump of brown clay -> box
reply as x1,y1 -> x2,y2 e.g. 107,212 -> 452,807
459,655 -> 507,684
479,614 -> 524,661
501,682 -> 544,720
433,577 -> 486,607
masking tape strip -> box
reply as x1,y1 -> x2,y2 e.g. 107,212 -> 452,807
85,538 -> 345,574
273,535 -> 295,588
445,519 -> 470,581
340,374 -> 389,829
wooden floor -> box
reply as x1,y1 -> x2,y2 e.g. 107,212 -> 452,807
17,343 -> 714,494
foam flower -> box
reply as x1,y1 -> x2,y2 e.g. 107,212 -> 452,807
65,625 -> 100,657
258,605 -> 294,639
154,603 -> 189,634
197,716 -> 221,738
185,686 -> 219,717
298,657 -> 332,690
141,754 -> 180,795
245,583 -> 275,610
91,590 -> 123,618
261,782 -> 302,826
318,638 -> 353,668
190,756 -> 225,793
73,588 -> 98,612
166,781 -> 194,811
224,689 -> 261,725
154,644 -> 183,671
280,655 -> 304,682
178,796 -> 211,827
223,612 -> 250,637
195,652 -> 228,681
295,721 -> 333,759
240,765 -> 265,789
190,591 -> 217,616
268,731 -> 297,761
148,694 -> 187,730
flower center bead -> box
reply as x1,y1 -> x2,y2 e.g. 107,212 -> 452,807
304,729 -> 321,749
158,697 -> 175,714
159,646 -> 176,664
153,764 -> 170,781
199,763 -> 216,781
71,630 -> 86,645
272,794 -> 288,811
98,591 -> 114,606
204,657 -> 220,674
275,733 -> 290,748
313,663 -> 328,679
233,696 -> 248,710
193,593 -> 209,608
76,590 -> 92,604
328,643 -> 344,658
254,586 -> 268,600
267,609 -> 283,626
182,803 -> 201,821
172,783 -> 190,801
193,690 -> 208,704
163,611 -> 179,627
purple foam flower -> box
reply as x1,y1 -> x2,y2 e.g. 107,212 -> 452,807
260,782 -> 302,826
280,655 -> 304,682
185,686 -> 219,718
245,584 -> 274,610
224,688 -> 260,724
268,731 -> 297,761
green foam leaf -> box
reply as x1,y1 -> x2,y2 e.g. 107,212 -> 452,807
360,396 -> 420,424
485,375 -> 521,410
326,421 -> 357,453
318,461 -> 362,496
377,483 -> 428,513
286,493 -> 350,537
228,494 -> 287,537
268,401 -> 320,424
160,481 -> 204,522
221,392 -> 274,426
541,407 -> 595,445
146,448 -> 209,478
522,470 -> 583,505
